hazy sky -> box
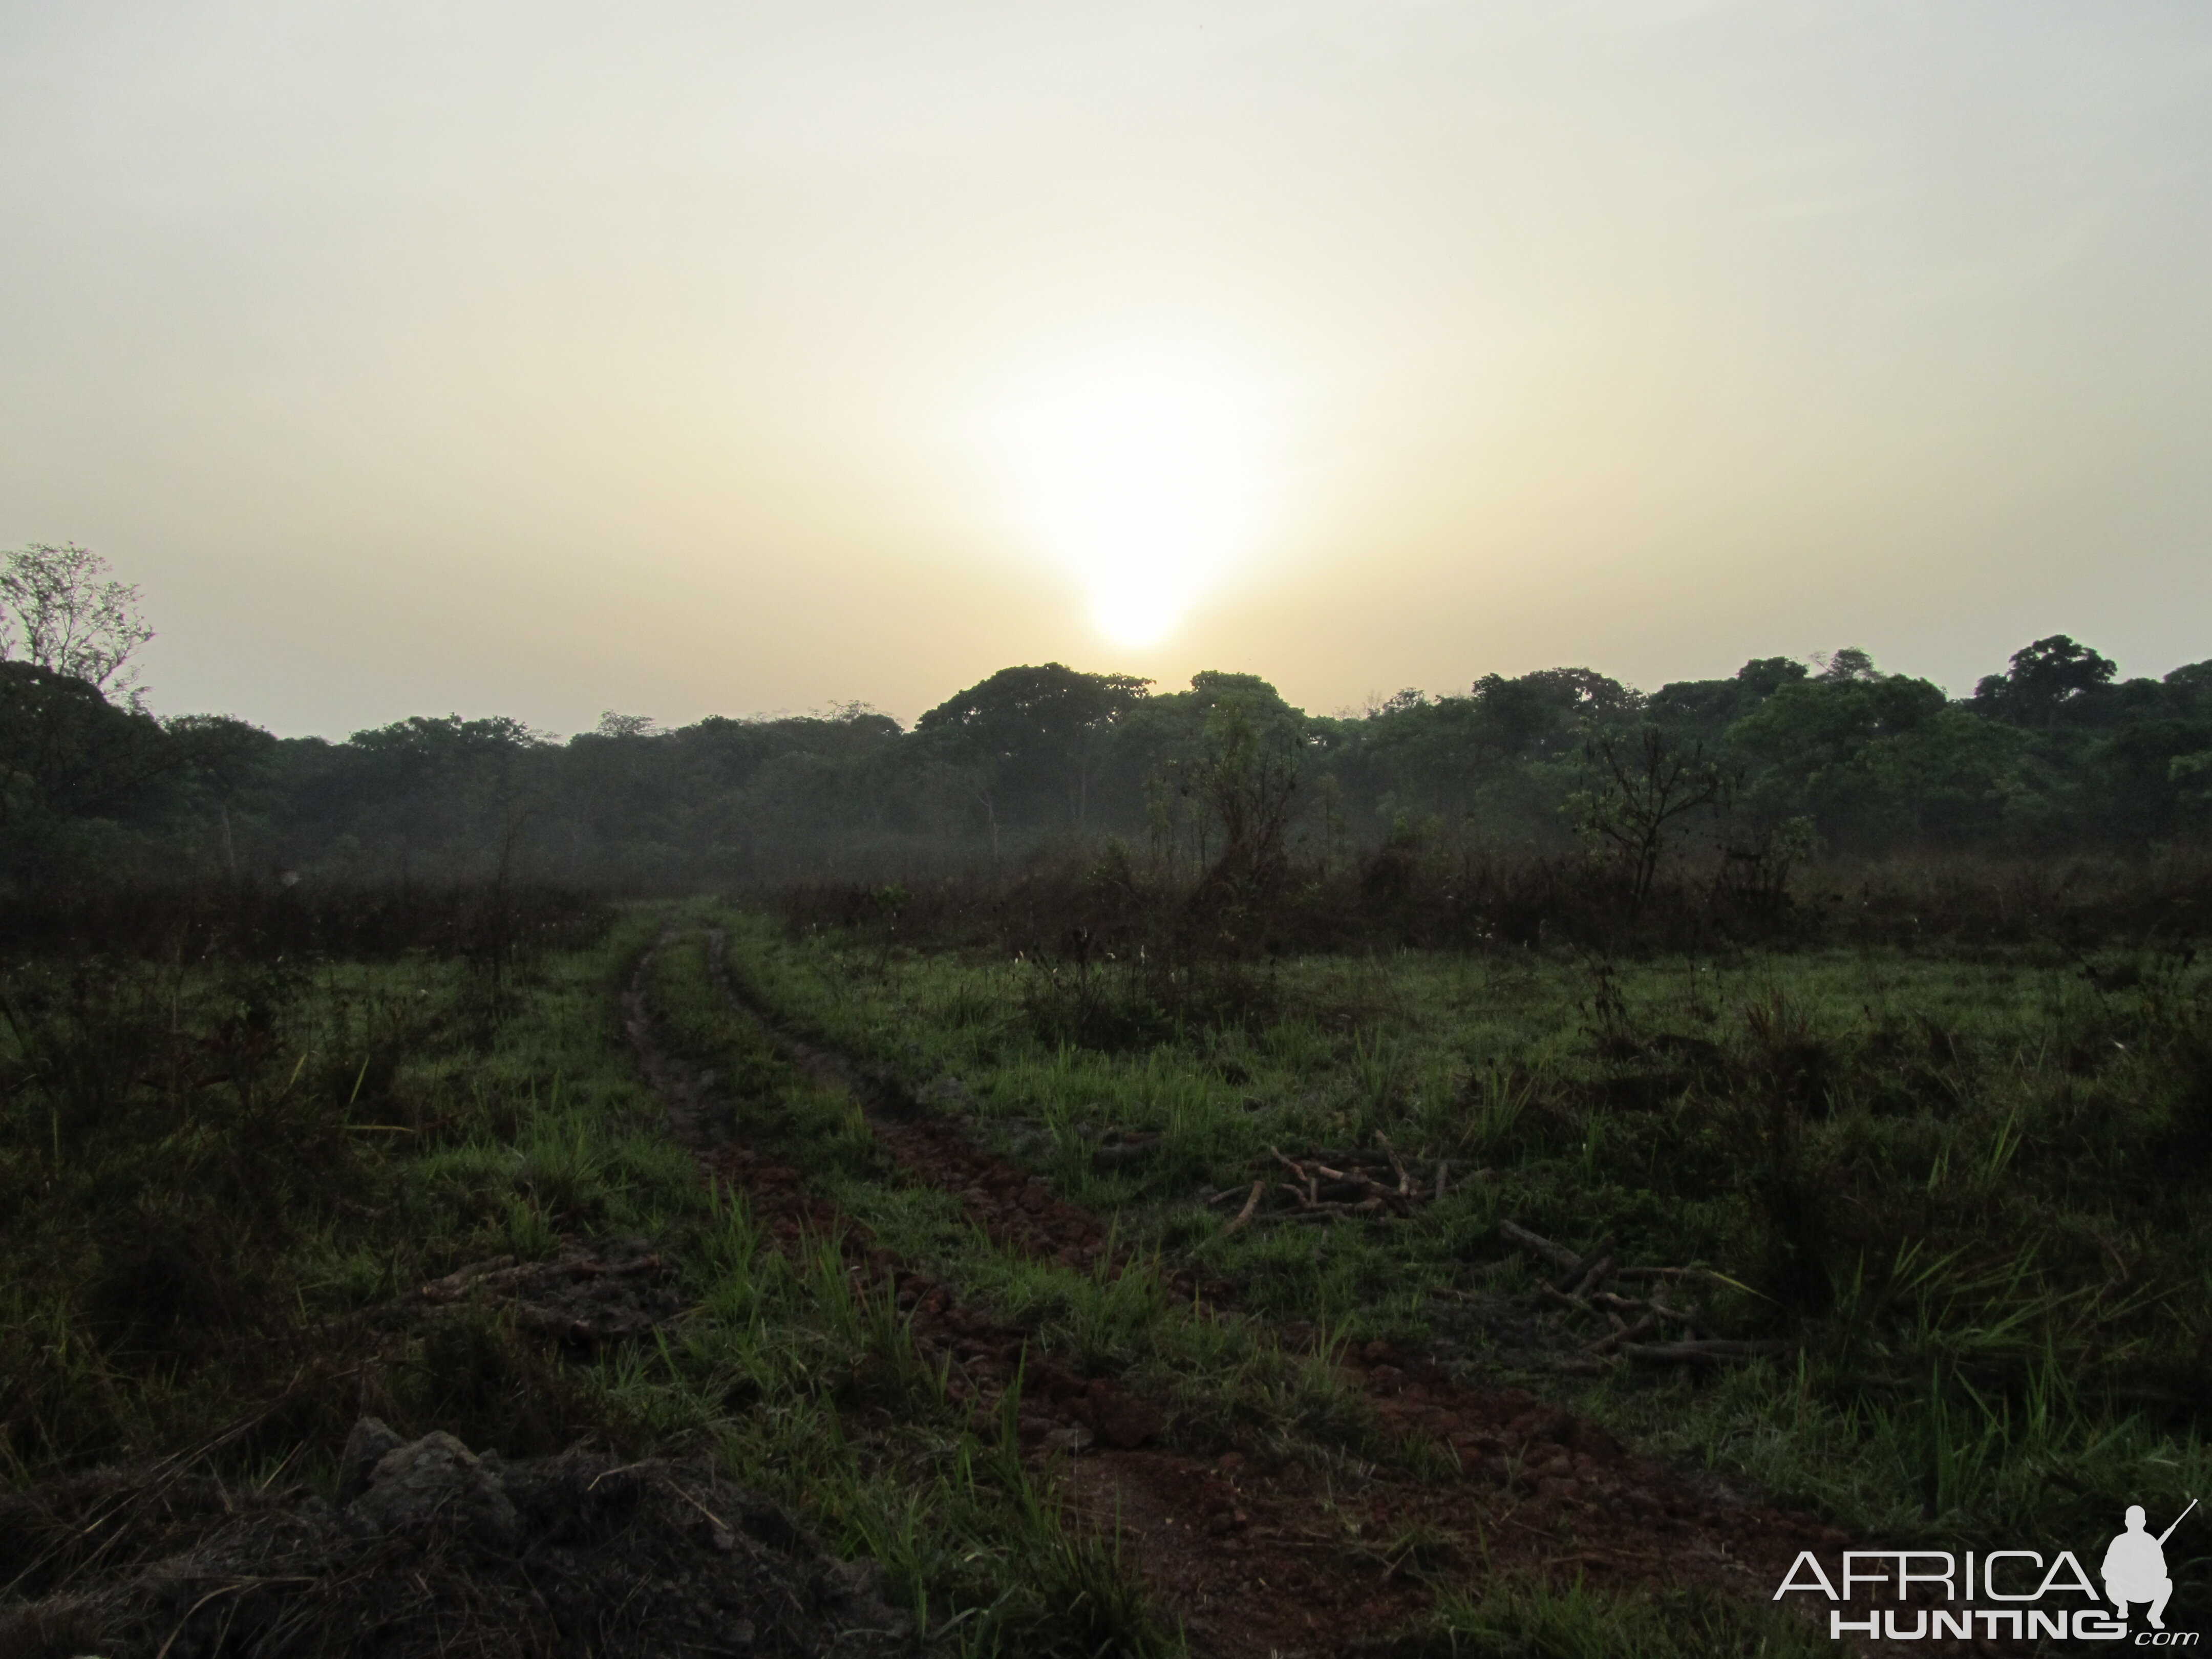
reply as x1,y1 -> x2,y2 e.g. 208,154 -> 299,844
4,1 -> 2208,736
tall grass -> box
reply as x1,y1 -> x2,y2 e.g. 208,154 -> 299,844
717,898 -> 2212,1577
2,889 -> 1183,1657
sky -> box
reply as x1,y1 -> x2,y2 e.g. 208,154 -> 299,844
3,1 -> 2209,738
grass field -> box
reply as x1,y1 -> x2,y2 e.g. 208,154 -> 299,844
5,878 -> 2207,1655
720,899 -> 2212,1554
0,898 -> 1172,1655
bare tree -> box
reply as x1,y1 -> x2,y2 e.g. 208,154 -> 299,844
1571,726 -> 1731,916
0,543 -> 155,700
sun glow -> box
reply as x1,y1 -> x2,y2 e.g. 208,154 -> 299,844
989,351 -> 1274,646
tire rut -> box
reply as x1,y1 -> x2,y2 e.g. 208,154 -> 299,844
631,930 -> 1857,1658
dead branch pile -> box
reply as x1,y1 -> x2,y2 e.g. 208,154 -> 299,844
1495,1220 -> 1790,1369
1206,1137 -> 1491,1236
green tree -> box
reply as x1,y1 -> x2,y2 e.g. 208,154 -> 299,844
1726,663 -> 1950,844
1972,635 -> 2117,728
1469,667 -> 1641,759
329,715 -> 551,876
1846,708 -> 2028,845
165,714 -> 281,878
1645,657 -> 1810,748
1813,646 -> 1881,683
917,663 -> 1150,841
0,543 -> 155,702
1187,694 -> 1303,896
2085,718 -> 2212,845
0,662 -> 171,880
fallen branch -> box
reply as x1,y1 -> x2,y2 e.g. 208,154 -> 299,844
1268,1203 -> 1385,1224
1301,1148 -> 1400,1171
1589,1288 -> 1699,1330
1277,1198 -> 1386,1219
1614,1264 -> 1778,1304
1496,1220 -> 1581,1274
1220,1180 -> 1266,1239
1558,1237 -> 1617,1297
416,1256 -> 520,1301
1261,1143 -> 1434,1217
1584,1313 -> 1658,1355
1374,1131 -> 1412,1196
1621,1338 -> 1789,1367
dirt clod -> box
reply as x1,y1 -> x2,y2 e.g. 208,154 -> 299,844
0,1424 -> 912,1659
346,1429 -> 521,1547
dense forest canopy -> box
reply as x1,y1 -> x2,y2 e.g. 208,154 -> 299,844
2,536 -> 2206,887
6,641 -> 2209,889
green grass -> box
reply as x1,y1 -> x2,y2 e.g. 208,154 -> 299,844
0,901 -> 1183,1657
1417,1573 -> 1832,1657
715,904 -> 2212,1567
13,886 -> 2208,1651
640,912 -> 1403,1479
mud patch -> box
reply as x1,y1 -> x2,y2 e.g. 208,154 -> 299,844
1049,1348 -> 1849,1659
868,1113 -> 1228,1304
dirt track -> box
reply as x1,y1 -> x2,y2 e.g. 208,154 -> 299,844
625,929 -> 1873,1658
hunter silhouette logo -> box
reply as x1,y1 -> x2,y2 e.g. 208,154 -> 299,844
2105,1500 -> 2195,1632
1773,1496 -> 2199,1642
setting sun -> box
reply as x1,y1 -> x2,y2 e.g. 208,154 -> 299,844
7,8 -> 2211,1650
987,350 -> 1274,646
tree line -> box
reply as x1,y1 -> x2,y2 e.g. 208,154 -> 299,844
3,543 -> 2208,890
